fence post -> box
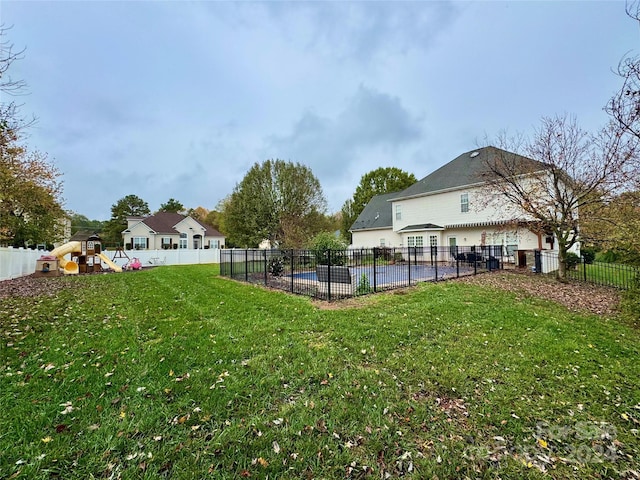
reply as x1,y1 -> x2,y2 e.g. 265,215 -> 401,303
245,249 -> 249,282
455,245 -> 460,278
372,248 -> 377,293
433,246 -> 438,280
327,249 -> 332,301
474,246 -> 477,275
408,248 -> 411,286
264,249 -> 268,285
290,250 -> 294,294
583,256 -> 587,282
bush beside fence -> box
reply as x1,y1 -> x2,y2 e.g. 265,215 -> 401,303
221,246 -> 507,301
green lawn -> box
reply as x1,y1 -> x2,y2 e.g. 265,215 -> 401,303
567,261 -> 639,290
1,265 -> 638,479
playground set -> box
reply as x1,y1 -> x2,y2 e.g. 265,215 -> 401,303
35,233 -> 142,277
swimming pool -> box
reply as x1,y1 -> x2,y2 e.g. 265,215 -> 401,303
292,264 -> 467,285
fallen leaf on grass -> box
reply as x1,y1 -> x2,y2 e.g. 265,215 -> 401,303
273,441 -> 280,454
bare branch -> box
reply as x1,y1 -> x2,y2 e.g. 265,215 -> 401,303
0,25 -> 28,96
480,114 -> 639,278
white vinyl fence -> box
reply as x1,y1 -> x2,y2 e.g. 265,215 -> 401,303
104,248 -> 221,270
0,247 -> 48,281
0,247 -> 221,282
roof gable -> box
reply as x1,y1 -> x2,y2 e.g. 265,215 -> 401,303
131,212 -> 224,237
142,212 -> 186,234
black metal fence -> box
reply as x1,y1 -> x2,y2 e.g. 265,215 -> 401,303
537,250 -> 639,290
220,245 -> 508,301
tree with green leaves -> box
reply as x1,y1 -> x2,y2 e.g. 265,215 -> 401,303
341,167 -> 417,241
102,194 -> 150,246
580,189 -> 640,265
186,206 -> 209,223
222,159 -> 327,248
158,198 -> 185,214
70,213 -> 104,236
0,27 -> 64,247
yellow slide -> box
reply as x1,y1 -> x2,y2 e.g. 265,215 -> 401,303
49,241 -> 82,275
97,253 -> 123,273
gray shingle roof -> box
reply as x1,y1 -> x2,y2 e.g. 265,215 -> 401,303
349,191 -> 398,232
397,223 -> 444,232
350,146 -> 546,232
139,212 -> 223,237
394,146 -> 546,200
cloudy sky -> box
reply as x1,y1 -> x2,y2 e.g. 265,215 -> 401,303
2,1 -> 638,221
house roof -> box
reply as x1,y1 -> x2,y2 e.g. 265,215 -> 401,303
350,146 -> 547,233
70,231 -> 101,242
397,223 -> 444,232
349,191 -> 399,232
393,146 -> 546,200
133,212 -> 223,237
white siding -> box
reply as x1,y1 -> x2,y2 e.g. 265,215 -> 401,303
395,187 -> 526,231
351,229 -> 401,248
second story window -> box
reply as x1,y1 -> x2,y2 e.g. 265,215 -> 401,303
395,205 -> 402,220
460,193 -> 469,213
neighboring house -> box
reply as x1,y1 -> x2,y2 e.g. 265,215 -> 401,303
122,212 -> 225,250
350,146 -> 565,256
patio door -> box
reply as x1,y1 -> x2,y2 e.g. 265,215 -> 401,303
448,236 -> 457,258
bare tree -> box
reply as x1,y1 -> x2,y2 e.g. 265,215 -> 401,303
481,114 -> 638,280
0,25 -> 34,143
605,2 -> 640,141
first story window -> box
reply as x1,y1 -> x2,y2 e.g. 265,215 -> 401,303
133,237 -> 147,250
209,239 -> 221,248
429,235 -> 438,247
161,237 -> 172,248
379,238 -> 386,247
179,233 -> 188,249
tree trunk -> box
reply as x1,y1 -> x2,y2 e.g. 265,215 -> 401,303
557,248 -> 567,281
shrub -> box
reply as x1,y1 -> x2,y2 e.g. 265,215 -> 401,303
356,272 -> 372,295
598,249 -> 620,263
565,252 -> 581,270
268,256 -> 285,277
309,232 -> 347,266
581,247 -> 596,264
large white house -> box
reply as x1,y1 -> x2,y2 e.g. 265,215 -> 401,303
122,212 -> 225,250
350,146 -> 562,257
